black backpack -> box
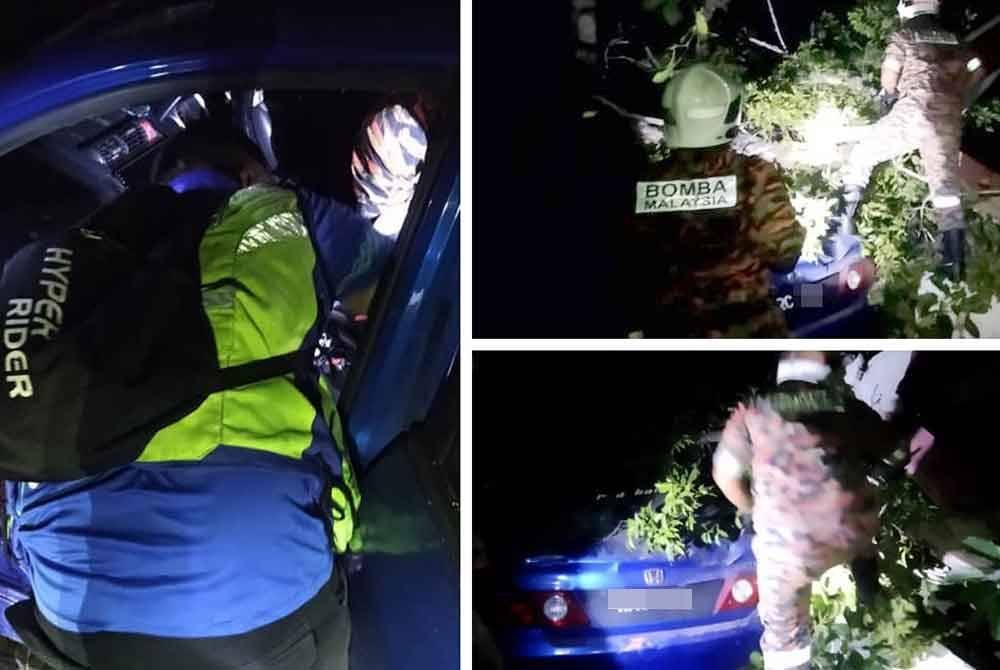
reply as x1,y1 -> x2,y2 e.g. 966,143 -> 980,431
0,186 -> 298,482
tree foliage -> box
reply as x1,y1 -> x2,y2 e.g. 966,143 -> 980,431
625,435 -> 736,560
634,0 -> 1000,336
738,0 -> 1000,337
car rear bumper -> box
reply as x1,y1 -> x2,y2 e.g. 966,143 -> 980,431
789,296 -> 871,338
504,611 -> 762,670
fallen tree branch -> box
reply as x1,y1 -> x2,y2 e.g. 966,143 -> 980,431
748,36 -> 787,55
591,95 -> 664,126
765,0 -> 789,54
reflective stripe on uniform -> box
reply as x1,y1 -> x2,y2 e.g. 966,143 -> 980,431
320,374 -> 361,553
236,211 -> 308,254
713,446 -> 748,479
932,195 -> 961,208
775,359 -> 831,385
763,646 -> 812,670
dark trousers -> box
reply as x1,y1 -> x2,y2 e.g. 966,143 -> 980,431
8,567 -> 350,670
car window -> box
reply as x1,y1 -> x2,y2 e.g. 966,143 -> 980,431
0,84 -> 441,326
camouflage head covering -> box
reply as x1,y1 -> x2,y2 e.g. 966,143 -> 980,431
352,104 -> 428,237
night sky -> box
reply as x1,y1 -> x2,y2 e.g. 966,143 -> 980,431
473,351 -> 779,553
474,351 -> 776,475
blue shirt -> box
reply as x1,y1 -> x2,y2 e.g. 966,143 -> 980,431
10,449 -> 333,637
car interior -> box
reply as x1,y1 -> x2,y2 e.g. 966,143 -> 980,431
0,87 -> 397,272
0,82 -> 458,669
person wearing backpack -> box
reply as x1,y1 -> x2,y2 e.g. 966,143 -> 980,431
0,122 -> 387,670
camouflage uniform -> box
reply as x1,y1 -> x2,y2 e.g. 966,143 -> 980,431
624,148 -> 804,338
715,381 -> 894,670
844,19 -> 977,232
352,104 -> 428,238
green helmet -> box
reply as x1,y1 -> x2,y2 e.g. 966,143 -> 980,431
662,64 -> 743,149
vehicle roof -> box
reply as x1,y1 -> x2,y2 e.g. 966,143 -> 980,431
2,2 -> 457,65
0,1 -> 457,140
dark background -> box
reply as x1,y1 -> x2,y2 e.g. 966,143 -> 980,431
473,0 -> 1000,339
473,351 -> 778,555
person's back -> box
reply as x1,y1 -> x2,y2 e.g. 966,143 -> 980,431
714,354 -> 900,670
622,63 -> 803,338
624,146 -> 802,337
3,127 -> 374,669
890,14 -> 974,117
735,383 -> 886,564
9,184 -> 335,629
717,355 -> 903,558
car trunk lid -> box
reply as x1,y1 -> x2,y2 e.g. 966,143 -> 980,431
513,529 -> 754,630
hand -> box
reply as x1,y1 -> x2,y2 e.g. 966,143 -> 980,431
906,427 -> 935,476
313,301 -> 367,381
737,512 -> 754,535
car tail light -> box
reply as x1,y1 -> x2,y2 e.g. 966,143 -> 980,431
838,258 -> 875,294
507,598 -> 537,627
503,591 -> 590,629
537,591 -> 589,628
715,575 -> 759,613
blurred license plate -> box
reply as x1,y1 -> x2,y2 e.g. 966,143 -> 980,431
608,588 -> 693,611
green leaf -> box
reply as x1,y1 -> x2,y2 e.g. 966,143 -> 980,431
642,0 -> 666,10
695,10 -> 710,38
652,68 -> 672,84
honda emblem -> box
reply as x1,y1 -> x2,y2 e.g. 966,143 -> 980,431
643,568 -> 665,586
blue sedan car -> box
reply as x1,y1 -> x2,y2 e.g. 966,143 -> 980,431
0,3 -> 458,668
486,513 -> 761,670
773,233 -> 876,338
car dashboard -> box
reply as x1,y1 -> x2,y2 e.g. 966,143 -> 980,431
0,92 -> 236,264
31,94 -> 211,199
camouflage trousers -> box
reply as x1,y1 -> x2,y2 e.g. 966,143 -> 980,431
752,533 -> 818,670
843,98 -> 965,232
752,533 -> 876,670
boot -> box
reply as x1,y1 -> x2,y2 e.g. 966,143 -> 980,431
829,185 -> 864,236
939,229 -> 966,281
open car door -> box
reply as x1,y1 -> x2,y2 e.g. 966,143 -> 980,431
335,112 -> 459,670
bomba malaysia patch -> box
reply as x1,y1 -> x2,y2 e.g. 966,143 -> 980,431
635,176 -> 738,214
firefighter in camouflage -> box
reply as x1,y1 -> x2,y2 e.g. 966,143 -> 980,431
624,63 -> 804,338
839,0 -> 982,279
712,353 -> 899,670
